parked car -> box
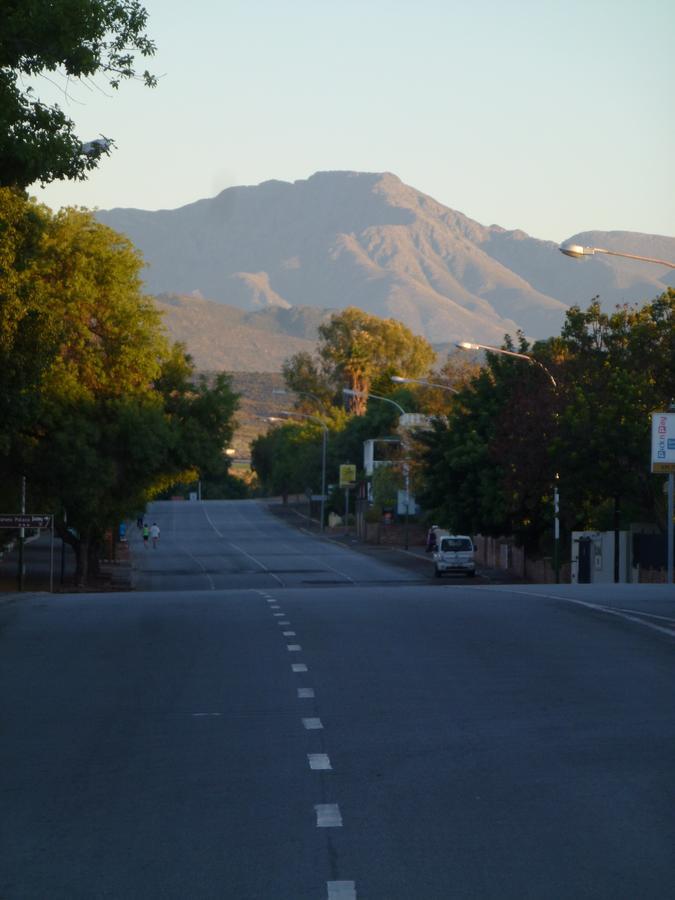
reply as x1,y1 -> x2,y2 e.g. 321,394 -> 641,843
433,534 -> 476,578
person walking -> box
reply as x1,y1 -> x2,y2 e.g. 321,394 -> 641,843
142,523 -> 150,548
150,522 -> 160,548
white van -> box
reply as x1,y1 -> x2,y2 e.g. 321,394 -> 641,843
432,534 -> 476,578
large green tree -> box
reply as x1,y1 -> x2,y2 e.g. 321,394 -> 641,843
0,191 -> 239,582
1,0 -> 156,188
283,307 -> 436,415
418,293 -> 675,554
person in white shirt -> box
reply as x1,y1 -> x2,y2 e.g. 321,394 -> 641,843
149,522 -> 160,548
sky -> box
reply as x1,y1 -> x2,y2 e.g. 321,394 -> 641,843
33,0 -> 675,243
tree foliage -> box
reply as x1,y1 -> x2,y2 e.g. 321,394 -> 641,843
0,190 -> 238,582
1,0 -> 156,188
283,307 -> 435,415
418,293 -> 675,553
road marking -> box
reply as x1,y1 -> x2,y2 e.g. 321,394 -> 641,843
315,804 -> 342,827
297,687 -> 315,698
494,587 -> 675,639
308,753 -> 332,770
292,664 -> 308,672
228,540 -> 285,587
302,717 -> 323,730
278,620 -> 290,625
179,547 -> 215,590
327,882 -> 356,899
282,630 -> 296,636
273,612 -> 284,617
191,712 -> 222,717
287,644 -> 302,651
270,604 -> 281,609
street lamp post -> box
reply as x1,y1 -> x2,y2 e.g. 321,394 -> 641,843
343,387 -> 412,549
390,375 -> 459,394
266,412 -> 328,533
559,244 -> 675,269
456,341 -> 561,582
562,242 -> 675,584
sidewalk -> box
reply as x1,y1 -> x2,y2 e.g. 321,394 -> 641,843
0,531 -> 131,594
266,502 -> 523,585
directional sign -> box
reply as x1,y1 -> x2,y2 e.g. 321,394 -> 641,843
0,514 -> 52,529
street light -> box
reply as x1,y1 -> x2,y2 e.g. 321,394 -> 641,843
559,243 -> 675,268
455,342 -> 557,389
266,411 -> 328,532
457,340 -> 561,582
342,387 -> 407,416
391,375 -> 459,394
272,388 -> 324,407
343,388 -> 412,548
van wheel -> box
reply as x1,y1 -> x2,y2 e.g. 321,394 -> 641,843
434,567 -> 442,578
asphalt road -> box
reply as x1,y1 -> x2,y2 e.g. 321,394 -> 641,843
2,500 -> 674,899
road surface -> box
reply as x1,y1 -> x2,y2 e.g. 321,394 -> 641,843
1,500 -> 674,899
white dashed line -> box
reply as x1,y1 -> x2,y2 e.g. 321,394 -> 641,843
278,620 -> 290,626
273,613 -> 284,617
315,804 -> 342,827
308,753 -> 332,770
282,631 -> 296,636
287,644 -> 302,652
327,881 -> 356,899
270,605 -> 281,610
292,664 -> 308,673
297,687 -> 315,698
191,712 -> 222,717
302,717 -> 323,730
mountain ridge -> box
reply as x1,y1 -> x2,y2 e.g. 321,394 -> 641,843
97,171 -> 674,359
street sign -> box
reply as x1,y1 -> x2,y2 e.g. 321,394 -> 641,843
339,464 -> 356,487
0,514 -> 52,529
651,412 -> 675,473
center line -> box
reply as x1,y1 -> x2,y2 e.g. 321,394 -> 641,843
278,620 -> 290,626
292,663 -> 308,673
327,881 -> 357,899
302,717 -> 323,730
308,753 -> 332,770
282,631 -> 296,636
287,644 -> 302,651
315,804 -> 342,827
297,687 -> 315,698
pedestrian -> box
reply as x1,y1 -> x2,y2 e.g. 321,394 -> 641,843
142,522 -> 149,548
136,515 -> 143,529
150,522 -> 160,548
426,525 -> 439,553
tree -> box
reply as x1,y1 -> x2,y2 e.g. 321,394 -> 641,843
283,307 -> 435,415
0,191 -> 239,582
417,293 -> 675,555
1,0 -> 156,188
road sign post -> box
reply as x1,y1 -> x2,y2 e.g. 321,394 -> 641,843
339,465 -> 356,536
0,514 -> 55,591
651,412 -> 675,584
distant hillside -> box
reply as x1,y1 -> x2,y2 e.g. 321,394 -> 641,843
99,171 -> 675,347
154,294 -> 327,371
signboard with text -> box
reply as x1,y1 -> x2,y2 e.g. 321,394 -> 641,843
651,412 -> 675,473
0,514 -> 52,529
339,464 -> 357,487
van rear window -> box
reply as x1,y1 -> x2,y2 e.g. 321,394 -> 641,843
440,538 -> 472,551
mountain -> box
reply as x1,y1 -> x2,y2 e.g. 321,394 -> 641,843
97,171 -> 674,352
154,293 -> 326,371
